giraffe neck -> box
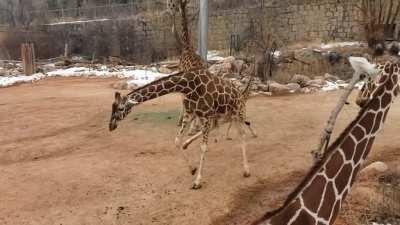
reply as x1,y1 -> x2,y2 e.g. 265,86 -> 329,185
126,72 -> 190,104
179,0 -> 191,50
254,62 -> 399,225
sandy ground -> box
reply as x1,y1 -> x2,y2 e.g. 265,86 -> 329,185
0,77 -> 399,225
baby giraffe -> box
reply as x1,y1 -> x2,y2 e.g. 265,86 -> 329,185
109,69 -> 252,189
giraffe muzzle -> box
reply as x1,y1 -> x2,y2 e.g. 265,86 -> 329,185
109,119 -> 118,131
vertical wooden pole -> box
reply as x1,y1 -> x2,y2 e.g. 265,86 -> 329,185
21,43 -> 35,76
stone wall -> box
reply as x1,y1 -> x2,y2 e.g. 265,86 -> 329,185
3,0 -> 397,61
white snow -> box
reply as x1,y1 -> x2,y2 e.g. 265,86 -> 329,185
1,67 -> 168,88
207,51 -> 225,61
320,41 -> 363,49
321,80 -> 364,92
0,73 -> 45,87
46,18 -> 110,26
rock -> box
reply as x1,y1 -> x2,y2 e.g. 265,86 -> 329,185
300,86 -> 320,94
306,79 -> 327,87
268,82 -> 292,94
324,73 -> 340,82
112,80 -> 128,90
0,68 -> 6,76
258,91 -> 273,97
360,162 -> 389,181
223,56 -> 236,64
290,74 -> 311,87
159,66 -> 173,74
209,63 -> 233,75
257,83 -> 270,92
232,60 -> 245,74
286,83 -> 301,92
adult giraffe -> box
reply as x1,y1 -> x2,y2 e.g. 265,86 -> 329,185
252,56 -> 399,225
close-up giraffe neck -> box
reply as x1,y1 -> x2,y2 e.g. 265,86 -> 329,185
253,61 -> 399,225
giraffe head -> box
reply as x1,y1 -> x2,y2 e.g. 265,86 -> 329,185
348,57 -> 380,107
109,92 -> 137,131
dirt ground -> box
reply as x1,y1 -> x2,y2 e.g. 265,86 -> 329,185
0,77 -> 399,225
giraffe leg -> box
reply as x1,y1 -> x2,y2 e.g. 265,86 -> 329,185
192,118 -> 210,190
175,113 -> 196,175
225,122 -> 233,140
177,104 -> 185,127
245,121 -> 258,138
182,130 -> 202,150
235,121 -> 251,177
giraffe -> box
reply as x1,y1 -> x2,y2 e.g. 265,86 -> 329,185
167,0 -> 207,127
251,57 -> 399,225
109,69 -> 253,189
167,0 -> 257,138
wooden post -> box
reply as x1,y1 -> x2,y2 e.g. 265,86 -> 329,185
21,43 -> 35,76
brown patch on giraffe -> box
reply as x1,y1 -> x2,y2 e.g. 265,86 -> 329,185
334,163 -> 352,194
384,64 -> 393,74
325,152 -> 344,179
353,138 -> 368,164
395,85 -> 400,96
302,175 -> 326,213
362,137 -> 376,160
164,80 -> 175,89
318,182 -> 336,221
372,111 -> 383,134
291,210 -> 316,225
182,87 -> 192,94
375,83 -> 385,96
270,199 -> 301,225
194,76 -> 201,85
385,76 -> 394,90
350,165 -> 361,186
207,82 -> 216,93
329,200 -> 341,225
342,136 -> 356,161
359,112 -> 375,134
393,72 -> 399,83
196,85 -> 206,96
382,107 -> 390,123
155,84 -> 163,92
199,75 -> 210,84
224,86 -> 232,94
175,85 -> 184,92
351,126 -> 365,142
216,85 -> 224,93
212,92 -> 218,100
370,98 -> 381,111
148,85 -> 155,92
381,93 -> 392,108
204,94 -> 213,107
188,81 -> 196,90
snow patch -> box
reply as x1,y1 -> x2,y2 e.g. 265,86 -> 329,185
207,51 -> 225,61
1,67 -> 168,88
321,42 -> 363,49
46,18 -> 110,26
0,73 -> 45,87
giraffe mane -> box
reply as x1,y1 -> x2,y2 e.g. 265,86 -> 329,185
256,67 -> 393,222
126,71 -> 185,96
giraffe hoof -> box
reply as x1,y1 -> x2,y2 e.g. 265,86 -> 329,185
243,172 -> 251,178
226,137 -> 233,141
191,183 -> 202,190
191,168 -> 197,176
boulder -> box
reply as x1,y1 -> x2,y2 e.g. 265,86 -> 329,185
268,82 -> 292,94
223,56 -> 236,64
257,83 -> 270,92
290,74 -> 311,87
360,161 -> 389,181
324,73 -> 340,82
159,66 -> 173,74
286,83 -> 301,92
306,79 -> 327,87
